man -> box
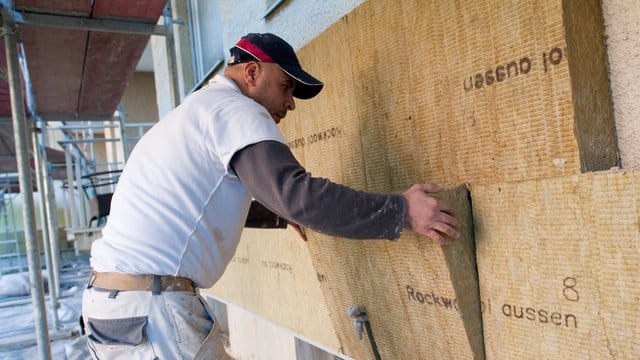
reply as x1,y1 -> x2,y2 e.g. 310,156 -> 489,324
82,33 -> 459,359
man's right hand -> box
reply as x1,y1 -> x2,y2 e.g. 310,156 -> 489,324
402,183 -> 460,244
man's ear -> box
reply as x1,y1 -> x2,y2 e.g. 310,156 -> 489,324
244,62 -> 259,86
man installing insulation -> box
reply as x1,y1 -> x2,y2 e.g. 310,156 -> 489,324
82,33 -> 459,359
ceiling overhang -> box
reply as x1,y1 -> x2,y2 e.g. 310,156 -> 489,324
0,0 -> 168,119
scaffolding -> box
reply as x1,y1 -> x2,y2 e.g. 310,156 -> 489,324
0,173 -> 20,274
0,1 -> 182,357
50,119 -> 153,253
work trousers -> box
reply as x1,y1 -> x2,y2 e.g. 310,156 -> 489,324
82,287 -> 232,359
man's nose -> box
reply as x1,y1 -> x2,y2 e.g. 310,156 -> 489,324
286,95 -> 295,111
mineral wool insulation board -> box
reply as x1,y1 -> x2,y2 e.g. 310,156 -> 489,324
208,0 -> 619,358
303,187 -> 482,359
282,0 -> 616,190
473,170 -> 640,359
203,227 -> 342,351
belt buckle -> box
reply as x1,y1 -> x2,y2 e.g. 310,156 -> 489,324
87,273 -> 97,289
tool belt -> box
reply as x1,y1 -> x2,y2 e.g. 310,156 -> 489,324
89,272 -> 197,294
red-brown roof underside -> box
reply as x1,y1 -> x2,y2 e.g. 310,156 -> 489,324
0,0 -> 167,118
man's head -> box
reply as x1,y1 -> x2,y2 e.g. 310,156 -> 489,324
224,33 -> 323,123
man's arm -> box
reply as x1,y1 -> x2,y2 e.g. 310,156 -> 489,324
231,141 -> 458,242
231,141 -> 404,239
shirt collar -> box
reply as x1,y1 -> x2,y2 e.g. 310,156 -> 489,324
209,75 -> 242,94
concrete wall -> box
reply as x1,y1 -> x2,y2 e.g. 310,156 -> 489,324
212,0 -> 364,56
602,0 -> 640,168
114,71 -> 160,159
121,72 -> 159,124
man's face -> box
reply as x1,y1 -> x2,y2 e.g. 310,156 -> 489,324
247,62 -> 296,124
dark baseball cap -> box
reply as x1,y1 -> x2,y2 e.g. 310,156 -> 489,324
228,33 -> 323,99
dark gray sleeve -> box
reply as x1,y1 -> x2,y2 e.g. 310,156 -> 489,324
230,140 -> 406,240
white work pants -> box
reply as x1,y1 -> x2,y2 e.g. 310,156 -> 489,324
82,287 -> 232,359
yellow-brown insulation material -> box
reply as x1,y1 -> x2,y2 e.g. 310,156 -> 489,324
473,169 -> 640,359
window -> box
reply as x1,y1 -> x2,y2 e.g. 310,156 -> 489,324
187,0 -> 224,85
263,0 -> 287,19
